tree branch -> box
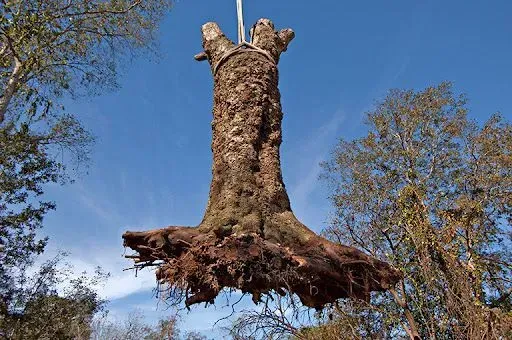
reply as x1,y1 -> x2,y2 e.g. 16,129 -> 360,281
0,36 -> 23,124
389,286 -> 421,340
54,0 -> 142,19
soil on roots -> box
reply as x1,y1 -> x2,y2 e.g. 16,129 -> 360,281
123,220 -> 401,309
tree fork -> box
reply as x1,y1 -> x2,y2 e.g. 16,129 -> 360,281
123,19 -> 401,309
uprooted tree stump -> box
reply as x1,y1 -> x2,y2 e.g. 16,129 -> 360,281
123,19 -> 401,310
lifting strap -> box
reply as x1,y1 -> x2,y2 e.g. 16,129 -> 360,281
212,0 -> 276,75
236,0 -> 246,44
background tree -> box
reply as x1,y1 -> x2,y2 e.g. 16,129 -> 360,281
320,82 -> 511,339
0,117 -> 91,315
91,311 -> 208,340
0,252 -> 107,339
229,294 -> 392,340
0,0 -> 171,123
0,0 -> 172,336
91,310 -> 156,340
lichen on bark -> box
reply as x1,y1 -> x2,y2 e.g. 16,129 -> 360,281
123,18 -> 401,309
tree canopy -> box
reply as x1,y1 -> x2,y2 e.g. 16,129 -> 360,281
0,1 -> 172,337
0,0 -> 171,124
319,82 -> 511,339
0,253 -> 107,339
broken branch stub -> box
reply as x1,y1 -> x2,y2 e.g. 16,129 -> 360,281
123,19 -> 401,310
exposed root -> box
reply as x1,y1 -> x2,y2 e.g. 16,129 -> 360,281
123,227 -> 401,310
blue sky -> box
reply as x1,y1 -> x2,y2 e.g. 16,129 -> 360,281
40,0 -> 511,336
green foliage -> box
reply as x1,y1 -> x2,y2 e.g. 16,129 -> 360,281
0,118 -> 93,314
0,252 -> 108,339
0,123 -> 58,309
0,0 -> 172,124
0,0 -> 172,282
320,82 -> 512,339
0,1 -> 172,337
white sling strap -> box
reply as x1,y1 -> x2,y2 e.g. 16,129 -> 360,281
212,0 -> 276,75
236,0 -> 246,44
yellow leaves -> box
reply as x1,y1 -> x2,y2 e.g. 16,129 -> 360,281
323,81 -> 512,338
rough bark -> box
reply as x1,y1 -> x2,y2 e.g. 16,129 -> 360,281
123,19 -> 401,309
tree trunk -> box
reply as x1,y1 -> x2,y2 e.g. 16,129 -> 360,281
389,286 -> 421,339
0,56 -> 22,125
123,19 -> 401,309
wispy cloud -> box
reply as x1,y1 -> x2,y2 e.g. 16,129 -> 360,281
40,245 -> 157,301
75,183 -> 123,226
288,109 -> 345,228
84,247 -> 157,300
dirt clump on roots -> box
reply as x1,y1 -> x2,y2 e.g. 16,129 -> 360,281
122,19 -> 401,310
